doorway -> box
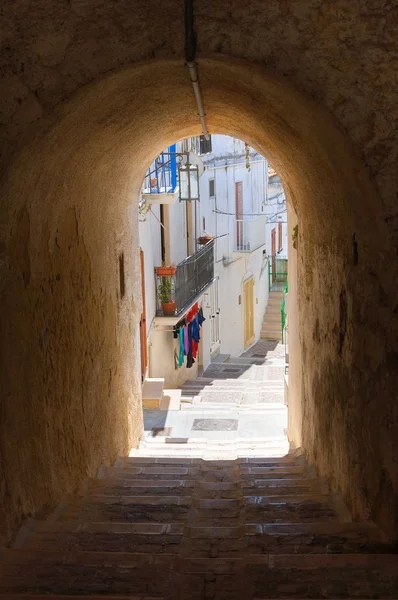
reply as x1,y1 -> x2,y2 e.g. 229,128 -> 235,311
209,276 -> 220,355
243,277 -> 255,348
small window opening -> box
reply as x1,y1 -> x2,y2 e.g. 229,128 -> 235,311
119,252 -> 125,298
209,178 -> 215,197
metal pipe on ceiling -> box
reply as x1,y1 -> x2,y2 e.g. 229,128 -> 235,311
185,0 -> 210,141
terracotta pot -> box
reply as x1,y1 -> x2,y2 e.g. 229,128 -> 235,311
155,266 -> 177,276
198,235 -> 214,245
161,301 -> 177,315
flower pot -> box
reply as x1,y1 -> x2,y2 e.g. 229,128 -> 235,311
155,266 -> 177,277
161,301 -> 177,315
198,235 -> 213,245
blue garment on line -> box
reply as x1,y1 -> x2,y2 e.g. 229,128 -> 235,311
178,327 -> 185,367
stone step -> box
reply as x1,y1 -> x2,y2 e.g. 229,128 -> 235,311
60,501 -> 191,524
261,331 -> 282,340
182,378 -> 285,387
180,402 -> 285,410
206,361 -> 285,372
121,456 -> 301,467
136,448 -> 291,459
211,353 -> 231,363
247,554 -> 398,598
182,379 -> 284,388
1,551 -> 398,600
261,322 -> 282,332
86,478 -> 324,499
0,596 -> 161,600
224,357 -> 269,365
142,377 -> 164,410
262,314 -> 281,324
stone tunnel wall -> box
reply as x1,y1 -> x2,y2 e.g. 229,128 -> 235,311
0,1 -> 397,544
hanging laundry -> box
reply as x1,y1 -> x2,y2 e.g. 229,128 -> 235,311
198,307 -> 206,326
186,322 -> 195,368
178,328 -> 185,367
183,325 -> 190,355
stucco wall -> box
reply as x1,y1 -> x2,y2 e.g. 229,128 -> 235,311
216,249 -> 269,358
0,1 -> 397,545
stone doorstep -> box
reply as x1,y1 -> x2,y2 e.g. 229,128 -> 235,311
142,377 -> 165,410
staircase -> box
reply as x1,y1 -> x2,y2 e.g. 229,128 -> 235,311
261,290 -> 284,340
1,451 -> 396,599
1,342 -> 396,598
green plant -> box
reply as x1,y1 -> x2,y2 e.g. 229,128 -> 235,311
292,224 -> 298,249
157,276 -> 173,304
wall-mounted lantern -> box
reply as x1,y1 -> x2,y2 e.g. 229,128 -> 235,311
178,161 -> 200,202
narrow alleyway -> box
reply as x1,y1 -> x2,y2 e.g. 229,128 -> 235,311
1,342 -> 396,598
140,341 -> 288,459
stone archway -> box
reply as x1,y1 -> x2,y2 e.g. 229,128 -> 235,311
0,56 -> 396,544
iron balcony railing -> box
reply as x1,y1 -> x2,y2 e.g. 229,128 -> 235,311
155,239 -> 215,317
268,254 -> 288,292
143,144 -> 178,194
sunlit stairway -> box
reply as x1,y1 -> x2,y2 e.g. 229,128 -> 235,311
261,290 -> 284,340
1,451 -> 396,600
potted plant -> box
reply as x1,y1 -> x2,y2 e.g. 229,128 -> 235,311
155,265 -> 177,277
157,274 -> 176,315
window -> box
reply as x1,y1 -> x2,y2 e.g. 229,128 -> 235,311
209,178 -> 215,197
200,134 -> 212,154
278,222 -> 283,252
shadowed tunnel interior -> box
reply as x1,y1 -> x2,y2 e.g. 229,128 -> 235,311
0,8 -> 397,551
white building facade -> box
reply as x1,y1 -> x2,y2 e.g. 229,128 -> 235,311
137,135 -> 288,389
197,135 -> 288,358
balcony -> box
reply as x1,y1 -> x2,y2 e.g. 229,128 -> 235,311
155,240 -> 215,317
142,144 -> 178,204
233,215 -> 266,253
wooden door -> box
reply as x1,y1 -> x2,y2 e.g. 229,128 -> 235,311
235,182 -> 243,249
243,277 -> 255,348
139,249 -> 148,380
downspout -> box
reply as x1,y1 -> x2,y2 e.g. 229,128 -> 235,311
185,0 -> 210,140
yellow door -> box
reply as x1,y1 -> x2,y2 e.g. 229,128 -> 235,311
244,277 -> 255,348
